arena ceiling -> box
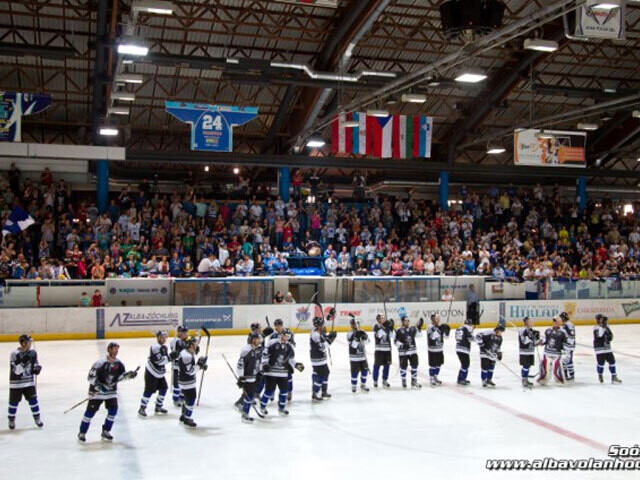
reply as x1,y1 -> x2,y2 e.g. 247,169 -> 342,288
2,0 -> 640,188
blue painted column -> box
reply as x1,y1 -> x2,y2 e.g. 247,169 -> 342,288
439,171 -> 449,211
97,160 -> 109,213
278,167 -> 290,201
577,176 -> 587,214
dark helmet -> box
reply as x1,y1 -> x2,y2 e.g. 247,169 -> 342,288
494,325 -> 505,332
250,322 -> 261,332
156,330 -> 168,337
312,317 -> 324,328
274,319 -> 284,327
185,336 -> 198,347
278,330 -> 291,341
559,312 -> 569,322
107,341 -> 120,350
376,314 -> 384,322
177,326 -> 188,334
248,331 -> 261,342
349,317 -> 359,328
18,334 -> 32,345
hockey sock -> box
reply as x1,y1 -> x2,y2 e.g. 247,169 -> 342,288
156,388 -> 167,408
411,367 -> 418,380
351,373 -> 358,388
400,368 -> 407,380
429,367 -> 435,377
79,409 -> 95,434
372,365 -> 380,382
312,374 -> 322,394
172,385 -> 181,402
481,370 -> 487,381
28,396 -> 40,417
435,367 -> 441,377
288,374 -> 293,394
322,376 -> 329,393
140,392 -> 151,409
103,407 -> 117,431
260,390 -> 273,408
597,363 -> 604,375
278,391 -> 287,410
382,365 -> 390,380
609,363 -> 616,375
361,370 -> 368,384
243,394 -> 253,414
458,369 -> 467,381
8,401 -> 18,420
521,367 -> 529,379
487,366 -> 495,381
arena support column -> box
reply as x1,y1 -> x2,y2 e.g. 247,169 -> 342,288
439,171 -> 449,211
97,160 -> 109,213
577,176 -> 587,214
278,167 -> 290,201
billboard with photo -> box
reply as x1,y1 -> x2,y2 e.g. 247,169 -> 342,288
514,129 -> 586,167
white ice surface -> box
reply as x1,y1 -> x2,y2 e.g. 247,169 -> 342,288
1,325 -> 640,480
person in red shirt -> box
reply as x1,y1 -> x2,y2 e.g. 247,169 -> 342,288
91,289 -> 103,307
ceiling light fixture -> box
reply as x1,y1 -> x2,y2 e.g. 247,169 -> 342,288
204,166 -> 209,172
487,147 -> 506,154
401,93 -> 427,103
342,120 -> 359,128
633,110 -> 640,118
107,107 -> 130,115
117,43 -> 149,56
306,137 -> 326,148
577,122 -> 599,131
114,73 -> 143,84
99,127 -> 119,136
535,130 -> 555,139
132,0 -> 174,15
366,109 -> 389,117
233,167 -> 240,174
455,69 -> 487,83
593,2 -> 620,10
111,92 -> 136,102
523,38 -> 559,52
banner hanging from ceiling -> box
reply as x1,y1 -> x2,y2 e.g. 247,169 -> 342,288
274,0 -> 338,7
574,0 -> 625,40
165,102 -> 258,152
513,129 -> 586,168
0,92 -> 52,143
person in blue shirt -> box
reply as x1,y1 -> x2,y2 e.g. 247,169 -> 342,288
492,264 -> 506,281
463,255 -> 476,274
169,252 -> 183,277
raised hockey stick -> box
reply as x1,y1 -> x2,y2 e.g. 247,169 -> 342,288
313,297 -> 332,366
330,278 -> 338,333
294,291 -> 318,334
375,284 -> 388,323
196,326 -> 211,406
221,353 -> 265,418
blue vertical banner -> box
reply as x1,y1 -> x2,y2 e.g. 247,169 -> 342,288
439,171 -> 449,211
165,102 -> 258,152
0,92 -> 52,142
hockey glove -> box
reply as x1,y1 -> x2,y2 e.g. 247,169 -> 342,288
32,365 -> 42,375
356,330 -> 367,341
197,356 -> 208,368
236,377 -> 245,389
389,319 -> 395,330
417,318 -> 425,331
383,320 -> 391,329
533,330 -> 541,342
123,369 -> 138,380
96,382 -> 110,394
169,351 -> 179,361
327,331 -> 337,344
262,364 -> 271,373
195,345 -> 200,355
295,362 -> 305,372
263,327 -> 274,337
439,324 -> 451,337
497,352 -> 503,361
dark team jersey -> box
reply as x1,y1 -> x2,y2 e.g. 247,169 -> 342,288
518,328 -> 540,355
310,330 -> 330,366
146,343 -> 170,378
347,330 -> 369,362
561,321 -> 576,351
455,325 -> 474,354
373,323 -> 393,352
263,341 -> 296,378
237,344 -> 263,383
88,356 -> 127,400
427,325 -> 444,353
593,326 -> 613,354
395,326 -> 420,356
9,348 -> 39,389
542,328 -> 567,356
178,349 -> 200,390
170,337 -> 186,370
475,331 -> 503,360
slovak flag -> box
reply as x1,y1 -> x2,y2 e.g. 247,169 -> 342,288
2,206 -> 34,236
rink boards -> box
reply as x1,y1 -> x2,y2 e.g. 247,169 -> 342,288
0,298 -> 639,341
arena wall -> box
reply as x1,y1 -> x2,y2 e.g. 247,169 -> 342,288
0,299 -> 639,342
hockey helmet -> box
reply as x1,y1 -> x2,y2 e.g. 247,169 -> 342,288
184,336 -> 198,347
156,330 -> 168,338
494,325 -> 505,332
274,319 -> 284,327
248,331 -> 261,342
18,334 -> 33,345
375,313 -> 384,322
278,329 -> 291,341
312,317 -> 324,328
559,312 -> 569,322
107,341 -> 120,350
250,322 -> 261,332
177,325 -> 188,334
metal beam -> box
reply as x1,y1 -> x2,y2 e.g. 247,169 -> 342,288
90,0 -> 109,146
0,42 -> 76,59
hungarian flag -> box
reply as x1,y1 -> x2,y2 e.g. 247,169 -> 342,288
392,115 -> 433,158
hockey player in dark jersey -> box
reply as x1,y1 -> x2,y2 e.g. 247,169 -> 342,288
170,326 -> 189,407
138,331 -> 170,418
347,316 -> 370,393
310,317 -> 336,401
372,313 -> 394,388
475,325 -> 504,387
537,317 -> 568,385
593,314 -> 621,384
518,317 -> 541,388
455,319 -> 475,386
427,314 -> 450,386
249,321 -> 274,342
236,332 -> 264,422
8,334 -> 43,430
265,319 -> 296,401
178,336 -> 208,428
559,312 -> 576,382
395,308 -> 423,389
78,342 -> 138,442
260,330 -> 304,415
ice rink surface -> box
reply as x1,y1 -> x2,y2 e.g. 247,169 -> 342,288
1,324 -> 640,480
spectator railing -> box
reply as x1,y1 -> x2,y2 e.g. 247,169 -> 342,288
174,277 -> 274,306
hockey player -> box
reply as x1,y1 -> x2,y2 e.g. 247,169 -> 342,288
559,312 -> 576,382
346,316 -> 370,393
236,331 -> 264,422
8,334 -> 43,430
593,314 -> 621,384
78,342 -> 138,442
455,319 -> 475,386
260,330 -> 304,415
475,325 -> 504,387
266,319 -> 296,401
178,336 -> 208,428
427,314 -> 450,386
170,326 -> 189,407
394,308 -> 423,389
309,317 -> 336,401
537,317 -> 568,385
249,322 -> 274,342
372,313 -> 394,388
138,331 -> 170,418
518,317 -> 541,388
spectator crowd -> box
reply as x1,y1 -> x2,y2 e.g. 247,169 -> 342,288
1,163 -> 640,284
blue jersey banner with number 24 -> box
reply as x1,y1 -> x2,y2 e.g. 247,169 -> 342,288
165,102 -> 258,152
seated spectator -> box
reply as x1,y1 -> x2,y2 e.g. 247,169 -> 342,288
284,291 -> 296,303
91,289 -> 103,307
273,291 -> 284,304
79,291 -> 90,307
324,252 -> 338,276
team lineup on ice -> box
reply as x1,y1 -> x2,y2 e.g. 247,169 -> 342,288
4,307 -> 636,479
